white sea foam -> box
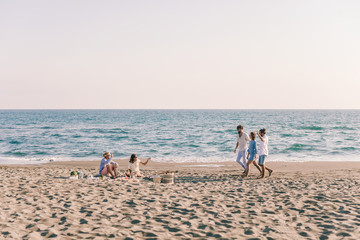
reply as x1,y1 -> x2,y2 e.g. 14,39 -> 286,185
1,110 -> 360,165
1,154 -> 359,165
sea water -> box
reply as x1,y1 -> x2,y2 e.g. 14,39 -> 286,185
0,110 -> 359,164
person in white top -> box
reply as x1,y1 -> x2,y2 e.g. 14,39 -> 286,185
126,154 -> 151,178
257,128 -> 273,179
234,125 -> 251,174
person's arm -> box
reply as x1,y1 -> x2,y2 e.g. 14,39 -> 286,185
140,157 -> 151,166
101,157 -> 112,166
109,153 -> 118,166
246,151 -> 249,159
257,130 -> 265,142
110,157 -> 119,166
234,142 -> 239,153
245,133 -> 251,142
106,157 -> 112,165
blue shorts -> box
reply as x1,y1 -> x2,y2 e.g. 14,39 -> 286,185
248,154 -> 256,161
258,155 -> 267,165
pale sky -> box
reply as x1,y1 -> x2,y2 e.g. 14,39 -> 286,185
1,0 -> 359,109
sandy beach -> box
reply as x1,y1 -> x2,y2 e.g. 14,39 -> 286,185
1,160 -> 360,239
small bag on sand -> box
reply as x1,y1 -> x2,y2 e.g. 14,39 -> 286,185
153,176 -> 162,183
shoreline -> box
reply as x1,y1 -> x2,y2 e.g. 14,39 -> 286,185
2,160 -> 360,174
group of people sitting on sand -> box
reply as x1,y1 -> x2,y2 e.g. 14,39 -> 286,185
99,152 -> 151,179
234,124 -> 273,179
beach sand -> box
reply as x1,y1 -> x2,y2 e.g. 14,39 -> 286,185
1,160 -> 360,239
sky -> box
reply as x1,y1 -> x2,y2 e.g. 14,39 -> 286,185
1,0 -> 359,109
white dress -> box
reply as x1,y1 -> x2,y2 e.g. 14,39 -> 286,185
128,161 -> 140,172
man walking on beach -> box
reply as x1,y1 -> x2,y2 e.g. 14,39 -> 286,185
234,125 -> 250,175
257,128 -> 273,178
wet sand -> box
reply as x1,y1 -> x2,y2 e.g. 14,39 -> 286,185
1,160 -> 360,239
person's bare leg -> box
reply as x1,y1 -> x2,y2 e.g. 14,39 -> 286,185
252,161 -> 262,175
113,165 -> 118,177
244,161 -> 251,177
265,165 -> 273,177
106,164 -> 116,178
258,165 -> 265,179
135,171 -> 143,177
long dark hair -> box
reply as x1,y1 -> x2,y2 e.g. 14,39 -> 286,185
129,154 -> 137,163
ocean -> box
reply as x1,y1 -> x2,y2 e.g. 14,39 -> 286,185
0,110 -> 359,165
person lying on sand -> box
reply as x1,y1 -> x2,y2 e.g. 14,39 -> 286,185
99,152 -> 118,179
125,154 -> 151,178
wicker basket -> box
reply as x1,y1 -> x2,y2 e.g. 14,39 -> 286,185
161,173 -> 174,184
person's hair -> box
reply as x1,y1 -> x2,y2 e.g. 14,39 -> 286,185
260,128 -> 266,135
129,154 -> 137,163
250,132 -> 256,140
237,125 -> 243,130
103,151 -> 111,158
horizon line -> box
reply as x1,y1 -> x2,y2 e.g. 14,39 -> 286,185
1,108 -> 360,111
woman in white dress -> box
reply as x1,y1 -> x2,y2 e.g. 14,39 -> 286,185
126,154 -> 151,177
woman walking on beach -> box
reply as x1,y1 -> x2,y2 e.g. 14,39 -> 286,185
234,125 -> 251,174
99,152 -> 118,179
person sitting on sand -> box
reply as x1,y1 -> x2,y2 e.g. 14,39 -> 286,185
257,128 -> 273,179
243,132 -> 262,178
125,154 -> 151,178
99,152 -> 118,179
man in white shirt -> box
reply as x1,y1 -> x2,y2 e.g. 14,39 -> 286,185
234,125 -> 251,174
257,128 -> 273,179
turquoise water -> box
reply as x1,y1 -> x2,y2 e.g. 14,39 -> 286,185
0,110 -> 359,164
